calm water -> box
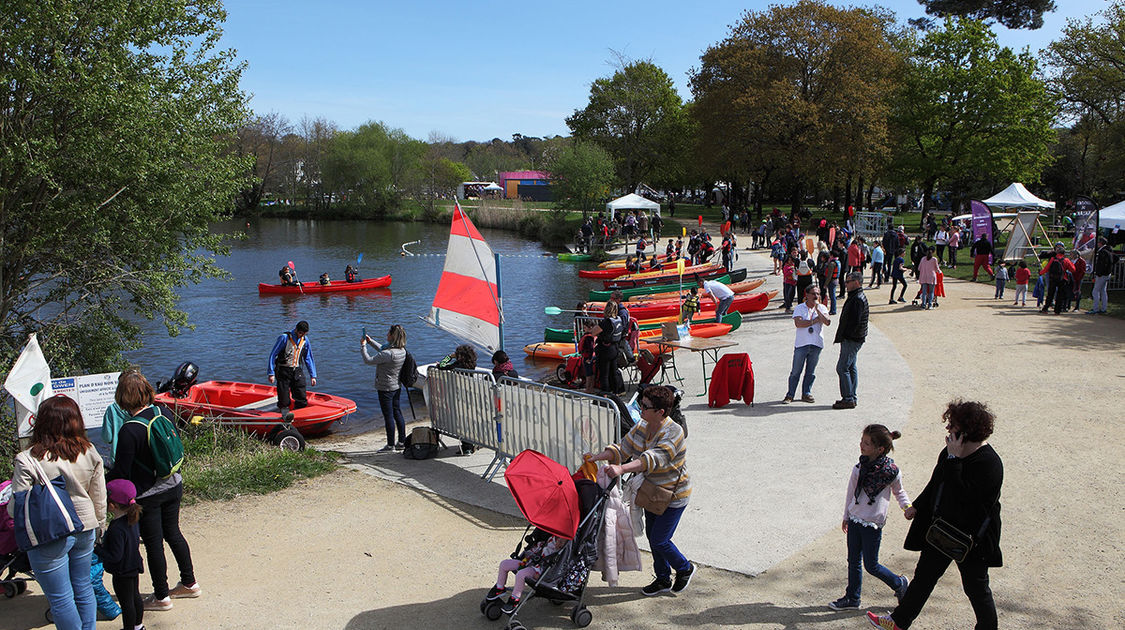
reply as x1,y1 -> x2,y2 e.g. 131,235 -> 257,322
127,219 -> 592,436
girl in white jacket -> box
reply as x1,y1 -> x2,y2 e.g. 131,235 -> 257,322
828,424 -> 915,611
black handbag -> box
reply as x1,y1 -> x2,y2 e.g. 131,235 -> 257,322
925,482 -> 990,564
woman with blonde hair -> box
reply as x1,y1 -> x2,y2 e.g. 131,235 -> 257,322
362,324 -> 408,453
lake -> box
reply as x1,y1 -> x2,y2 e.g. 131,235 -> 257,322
127,218 -> 592,436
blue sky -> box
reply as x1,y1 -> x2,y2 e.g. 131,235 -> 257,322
219,0 -> 1112,142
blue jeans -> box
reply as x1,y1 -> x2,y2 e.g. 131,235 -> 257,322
378,387 -> 406,446
645,505 -> 690,580
825,281 -> 838,314
787,344 -> 822,398
27,528 -> 97,630
921,283 -> 935,308
845,521 -> 903,601
836,340 -> 862,403
714,295 -> 734,322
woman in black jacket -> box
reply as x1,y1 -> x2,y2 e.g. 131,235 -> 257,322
867,400 -> 1003,630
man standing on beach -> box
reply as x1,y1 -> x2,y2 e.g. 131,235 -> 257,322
267,320 -> 318,421
833,273 -> 868,410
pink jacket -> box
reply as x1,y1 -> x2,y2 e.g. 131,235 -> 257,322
918,256 -> 940,285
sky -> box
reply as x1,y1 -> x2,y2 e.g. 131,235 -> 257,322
218,0 -> 1113,142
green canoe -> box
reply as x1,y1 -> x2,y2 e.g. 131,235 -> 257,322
557,252 -> 593,262
588,268 -> 746,301
544,311 -> 742,342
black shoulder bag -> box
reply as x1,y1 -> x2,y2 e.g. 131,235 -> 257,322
925,482 -> 991,564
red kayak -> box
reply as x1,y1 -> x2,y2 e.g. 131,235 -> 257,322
155,380 -> 357,442
258,275 -> 392,294
603,264 -> 725,289
588,290 -> 776,319
577,266 -> 636,279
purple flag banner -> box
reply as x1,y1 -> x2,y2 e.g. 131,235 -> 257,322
1072,196 -> 1098,253
970,200 -> 993,242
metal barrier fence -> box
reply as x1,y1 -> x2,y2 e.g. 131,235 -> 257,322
1110,258 -> 1125,291
855,211 -> 892,240
425,367 -> 621,480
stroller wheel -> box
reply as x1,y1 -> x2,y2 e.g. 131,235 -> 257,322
483,599 -> 503,621
3,582 -> 15,598
506,623 -> 526,630
556,365 -> 570,383
45,607 -> 53,623
571,606 -> 593,628
16,580 -> 27,594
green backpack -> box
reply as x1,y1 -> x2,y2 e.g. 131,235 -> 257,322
127,408 -> 185,479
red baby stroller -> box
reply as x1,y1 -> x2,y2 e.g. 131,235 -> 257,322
0,480 -> 33,599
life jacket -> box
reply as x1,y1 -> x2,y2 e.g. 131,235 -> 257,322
278,333 -> 306,368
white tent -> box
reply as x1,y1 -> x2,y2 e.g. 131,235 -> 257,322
981,183 -> 1054,210
1098,199 -> 1125,230
606,193 -> 660,215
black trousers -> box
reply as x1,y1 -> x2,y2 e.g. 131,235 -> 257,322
112,575 -> 143,630
275,365 -> 308,410
595,344 -> 622,393
892,547 -> 997,630
137,484 -> 195,600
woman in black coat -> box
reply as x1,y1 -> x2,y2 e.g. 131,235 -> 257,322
867,400 -> 1003,630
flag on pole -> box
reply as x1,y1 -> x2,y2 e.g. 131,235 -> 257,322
4,333 -> 52,437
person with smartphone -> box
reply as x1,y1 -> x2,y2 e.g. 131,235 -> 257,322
867,400 -> 1003,630
783,285 -> 831,404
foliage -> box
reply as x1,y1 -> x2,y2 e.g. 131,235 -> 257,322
178,422 -> 337,504
234,112 -> 293,213
913,0 -> 1056,30
322,121 -> 426,216
1042,2 -> 1125,199
888,18 -> 1056,209
545,140 -> 615,213
690,0 -> 903,207
0,0 -> 249,375
567,60 -> 689,190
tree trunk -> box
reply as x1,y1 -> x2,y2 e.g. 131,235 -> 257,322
865,182 -> 875,209
922,179 -> 935,216
832,181 -> 841,214
843,174 -> 853,216
855,175 -> 865,211
790,181 -> 802,215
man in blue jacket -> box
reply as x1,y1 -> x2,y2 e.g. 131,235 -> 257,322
267,320 -> 317,420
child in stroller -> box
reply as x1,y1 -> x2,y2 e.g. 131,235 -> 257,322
486,529 -> 564,614
1,479 -> 33,598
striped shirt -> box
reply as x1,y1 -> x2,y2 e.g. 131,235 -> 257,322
607,418 -> 691,508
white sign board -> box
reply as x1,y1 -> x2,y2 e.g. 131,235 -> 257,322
48,372 -> 121,432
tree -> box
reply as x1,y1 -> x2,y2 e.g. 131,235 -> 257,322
545,141 -> 615,213
914,0 -> 1056,30
690,0 -> 903,211
566,60 -> 687,191
235,112 -> 292,213
322,122 -> 425,215
0,0 -> 249,374
888,18 -> 1056,212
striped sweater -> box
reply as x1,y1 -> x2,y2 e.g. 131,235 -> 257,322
607,418 -> 692,508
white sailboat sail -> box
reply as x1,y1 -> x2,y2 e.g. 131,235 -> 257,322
423,202 -> 502,352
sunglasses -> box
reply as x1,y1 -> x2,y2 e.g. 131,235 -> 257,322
639,401 -> 656,410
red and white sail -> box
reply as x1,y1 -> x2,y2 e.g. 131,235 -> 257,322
424,202 -> 502,351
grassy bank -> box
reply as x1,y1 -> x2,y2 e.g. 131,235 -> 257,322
178,423 -> 338,504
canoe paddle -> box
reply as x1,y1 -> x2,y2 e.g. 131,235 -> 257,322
288,260 -> 304,294
544,306 -> 587,315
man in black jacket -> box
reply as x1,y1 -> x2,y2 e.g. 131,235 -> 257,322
971,235 -> 994,282
1089,236 -> 1113,314
833,272 -> 868,409
882,226 -> 899,283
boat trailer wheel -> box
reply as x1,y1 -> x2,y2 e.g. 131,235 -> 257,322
269,427 -> 306,451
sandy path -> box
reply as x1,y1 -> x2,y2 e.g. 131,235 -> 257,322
6,253 -> 1124,629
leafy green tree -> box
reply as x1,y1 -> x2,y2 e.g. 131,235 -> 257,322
914,0 -> 1056,30
322,122 -> 425,215
235,112 -> 292,213
888,18 -> 1056,212
567,60 -> 687,191
0,0 -> 249,374
691,0 -> 903,210
545,141 -> 615,213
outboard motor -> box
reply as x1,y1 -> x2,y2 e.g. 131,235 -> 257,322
155,362 -> 198,398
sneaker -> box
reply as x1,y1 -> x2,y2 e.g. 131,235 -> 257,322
832,400 -> 857,410
1086,309 -> 1099,314
394,441 -> 406,452
801,395 -> 815,403
641,577 -> 672,596
828,597 -> 860,610
888,300 -> 895,305
897,298 -> 906,303
782,396 -> 793,404
376,444 -> 396,453
485,585 -> 508,601
866,612 -> 903,630
169,582 -> 201,599
142,595 -> 172,611
671,563 -> 695,593
500,596 -> 521,615
894,574 -> 909,602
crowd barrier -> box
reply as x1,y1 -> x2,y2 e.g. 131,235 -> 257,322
424,367 -> 622,480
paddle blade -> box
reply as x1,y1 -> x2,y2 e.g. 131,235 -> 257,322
357,253 -> 363,264
544,306 -> 563,315
287,260 -> 295,270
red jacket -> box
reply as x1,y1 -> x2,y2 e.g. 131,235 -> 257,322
708,353 -> 754,408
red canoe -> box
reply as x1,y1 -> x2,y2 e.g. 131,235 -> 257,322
603,264 -> 725,289
577,266 -> 636,279
588,290 -> 776,320
258,275 -> 391,294
155,380 -> 357,438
